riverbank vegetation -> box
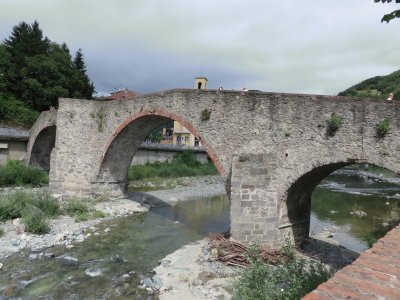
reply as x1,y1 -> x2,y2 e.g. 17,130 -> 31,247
208,234 -> 333,299
0,191 -> 104,234
128,150 -> 218,181
0,160 -> 48,187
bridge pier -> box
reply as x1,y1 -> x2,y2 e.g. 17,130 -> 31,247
230,151 -> 287,248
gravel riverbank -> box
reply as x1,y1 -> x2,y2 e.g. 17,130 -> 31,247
0,176 -> 226,261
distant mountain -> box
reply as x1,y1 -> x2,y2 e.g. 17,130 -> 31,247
338,70 -> 400,100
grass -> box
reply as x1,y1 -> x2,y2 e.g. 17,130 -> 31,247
128,150 -> 218,181
0,191 -> 59,234
0,160 -> 49,187
0,227 -> 4,237
231,242 -> 333,300
0,191 -> 105,234
64,197 -> 105,222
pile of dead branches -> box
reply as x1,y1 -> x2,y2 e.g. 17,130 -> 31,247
208,233 -> 291,268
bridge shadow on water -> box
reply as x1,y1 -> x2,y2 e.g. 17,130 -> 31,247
299,237 -> 360,270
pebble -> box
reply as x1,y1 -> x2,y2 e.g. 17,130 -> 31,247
85,267 -> 102,277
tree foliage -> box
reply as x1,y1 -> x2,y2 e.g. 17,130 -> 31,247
1,21 -> 95,111
374,0 -> 400,22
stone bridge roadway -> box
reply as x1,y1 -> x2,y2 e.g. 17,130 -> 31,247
304,224 -> 400,299
27,88 -> 400,248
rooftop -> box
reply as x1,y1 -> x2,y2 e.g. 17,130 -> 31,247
0,126 -> 29,141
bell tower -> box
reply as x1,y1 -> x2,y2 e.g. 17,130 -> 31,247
194,76 -> 208,90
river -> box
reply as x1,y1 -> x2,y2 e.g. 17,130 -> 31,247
0,167 -> 399,298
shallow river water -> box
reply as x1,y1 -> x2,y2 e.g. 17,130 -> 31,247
1,168 -> 399,298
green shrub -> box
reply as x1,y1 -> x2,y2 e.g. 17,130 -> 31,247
201,108 -> 211,121
92,210 -> 105,219
22,206 -> 49,234
34,192 -> 60,218
232,258 -> 333,300
376,117 -> 390,138
326,113 -> 343,136
0,160 -> 49,187
0,191 -> 60,224
128,151 -> 218,181
0,191 -> 31,221
65,198 -> 89,216
74,212 -> 90,222
173,150 -> 201,167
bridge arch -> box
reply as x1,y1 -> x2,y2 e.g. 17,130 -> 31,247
96,109 -> 224,195
280,154 -> 400,246
26,109 -> 57,171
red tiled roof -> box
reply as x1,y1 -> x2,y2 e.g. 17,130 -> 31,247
105,89 -> 140,100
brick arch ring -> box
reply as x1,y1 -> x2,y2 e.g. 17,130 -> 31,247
100,108 -> 225,175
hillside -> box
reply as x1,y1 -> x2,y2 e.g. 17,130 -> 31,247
338,70 -> 400,100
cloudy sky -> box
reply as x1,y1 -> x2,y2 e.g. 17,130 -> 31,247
1,0 -> 399,96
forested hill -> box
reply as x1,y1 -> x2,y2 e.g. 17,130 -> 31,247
338,70 -> 400,100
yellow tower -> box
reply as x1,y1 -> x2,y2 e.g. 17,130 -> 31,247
194,76 -> 208,90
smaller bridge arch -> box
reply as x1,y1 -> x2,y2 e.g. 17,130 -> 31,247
26,109 -> 57,171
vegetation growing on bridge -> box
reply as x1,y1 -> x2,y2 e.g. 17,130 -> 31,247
376,117 -> 391,138
326,113 -> 343,136
128,150 -> 218,181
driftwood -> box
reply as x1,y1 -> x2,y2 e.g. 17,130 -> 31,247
208,233 -> 289,268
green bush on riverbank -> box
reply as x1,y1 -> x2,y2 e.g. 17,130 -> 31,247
232,243 -> 333,300
0,191 -> 60,234
0,160 -> 48,187
0,191 -> 104,234
128,150 -> 218,180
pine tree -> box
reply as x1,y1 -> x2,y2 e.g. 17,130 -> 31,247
72,49 -> 95,99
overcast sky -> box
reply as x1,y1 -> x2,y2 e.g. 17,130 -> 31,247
1,0 -> 399,96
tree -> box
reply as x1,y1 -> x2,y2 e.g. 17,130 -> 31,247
375,0 -> 400,22
2,21 -> 95,111
71,49 -> 95,99
0,44 -> 10,93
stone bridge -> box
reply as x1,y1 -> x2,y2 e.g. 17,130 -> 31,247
27,89 -> 400,247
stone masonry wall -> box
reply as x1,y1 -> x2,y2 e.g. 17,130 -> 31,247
46,89 -> 400,246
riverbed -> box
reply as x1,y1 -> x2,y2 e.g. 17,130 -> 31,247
0,169 -> 399,299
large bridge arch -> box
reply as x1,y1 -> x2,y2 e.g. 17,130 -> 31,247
95,109 -> 225,194
279,149 -> 400,246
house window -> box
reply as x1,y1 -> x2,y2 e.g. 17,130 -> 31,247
177,134 -> 182,145
194,138 -> 200,147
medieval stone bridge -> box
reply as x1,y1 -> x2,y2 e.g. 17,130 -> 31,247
27,88 -> 400,247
